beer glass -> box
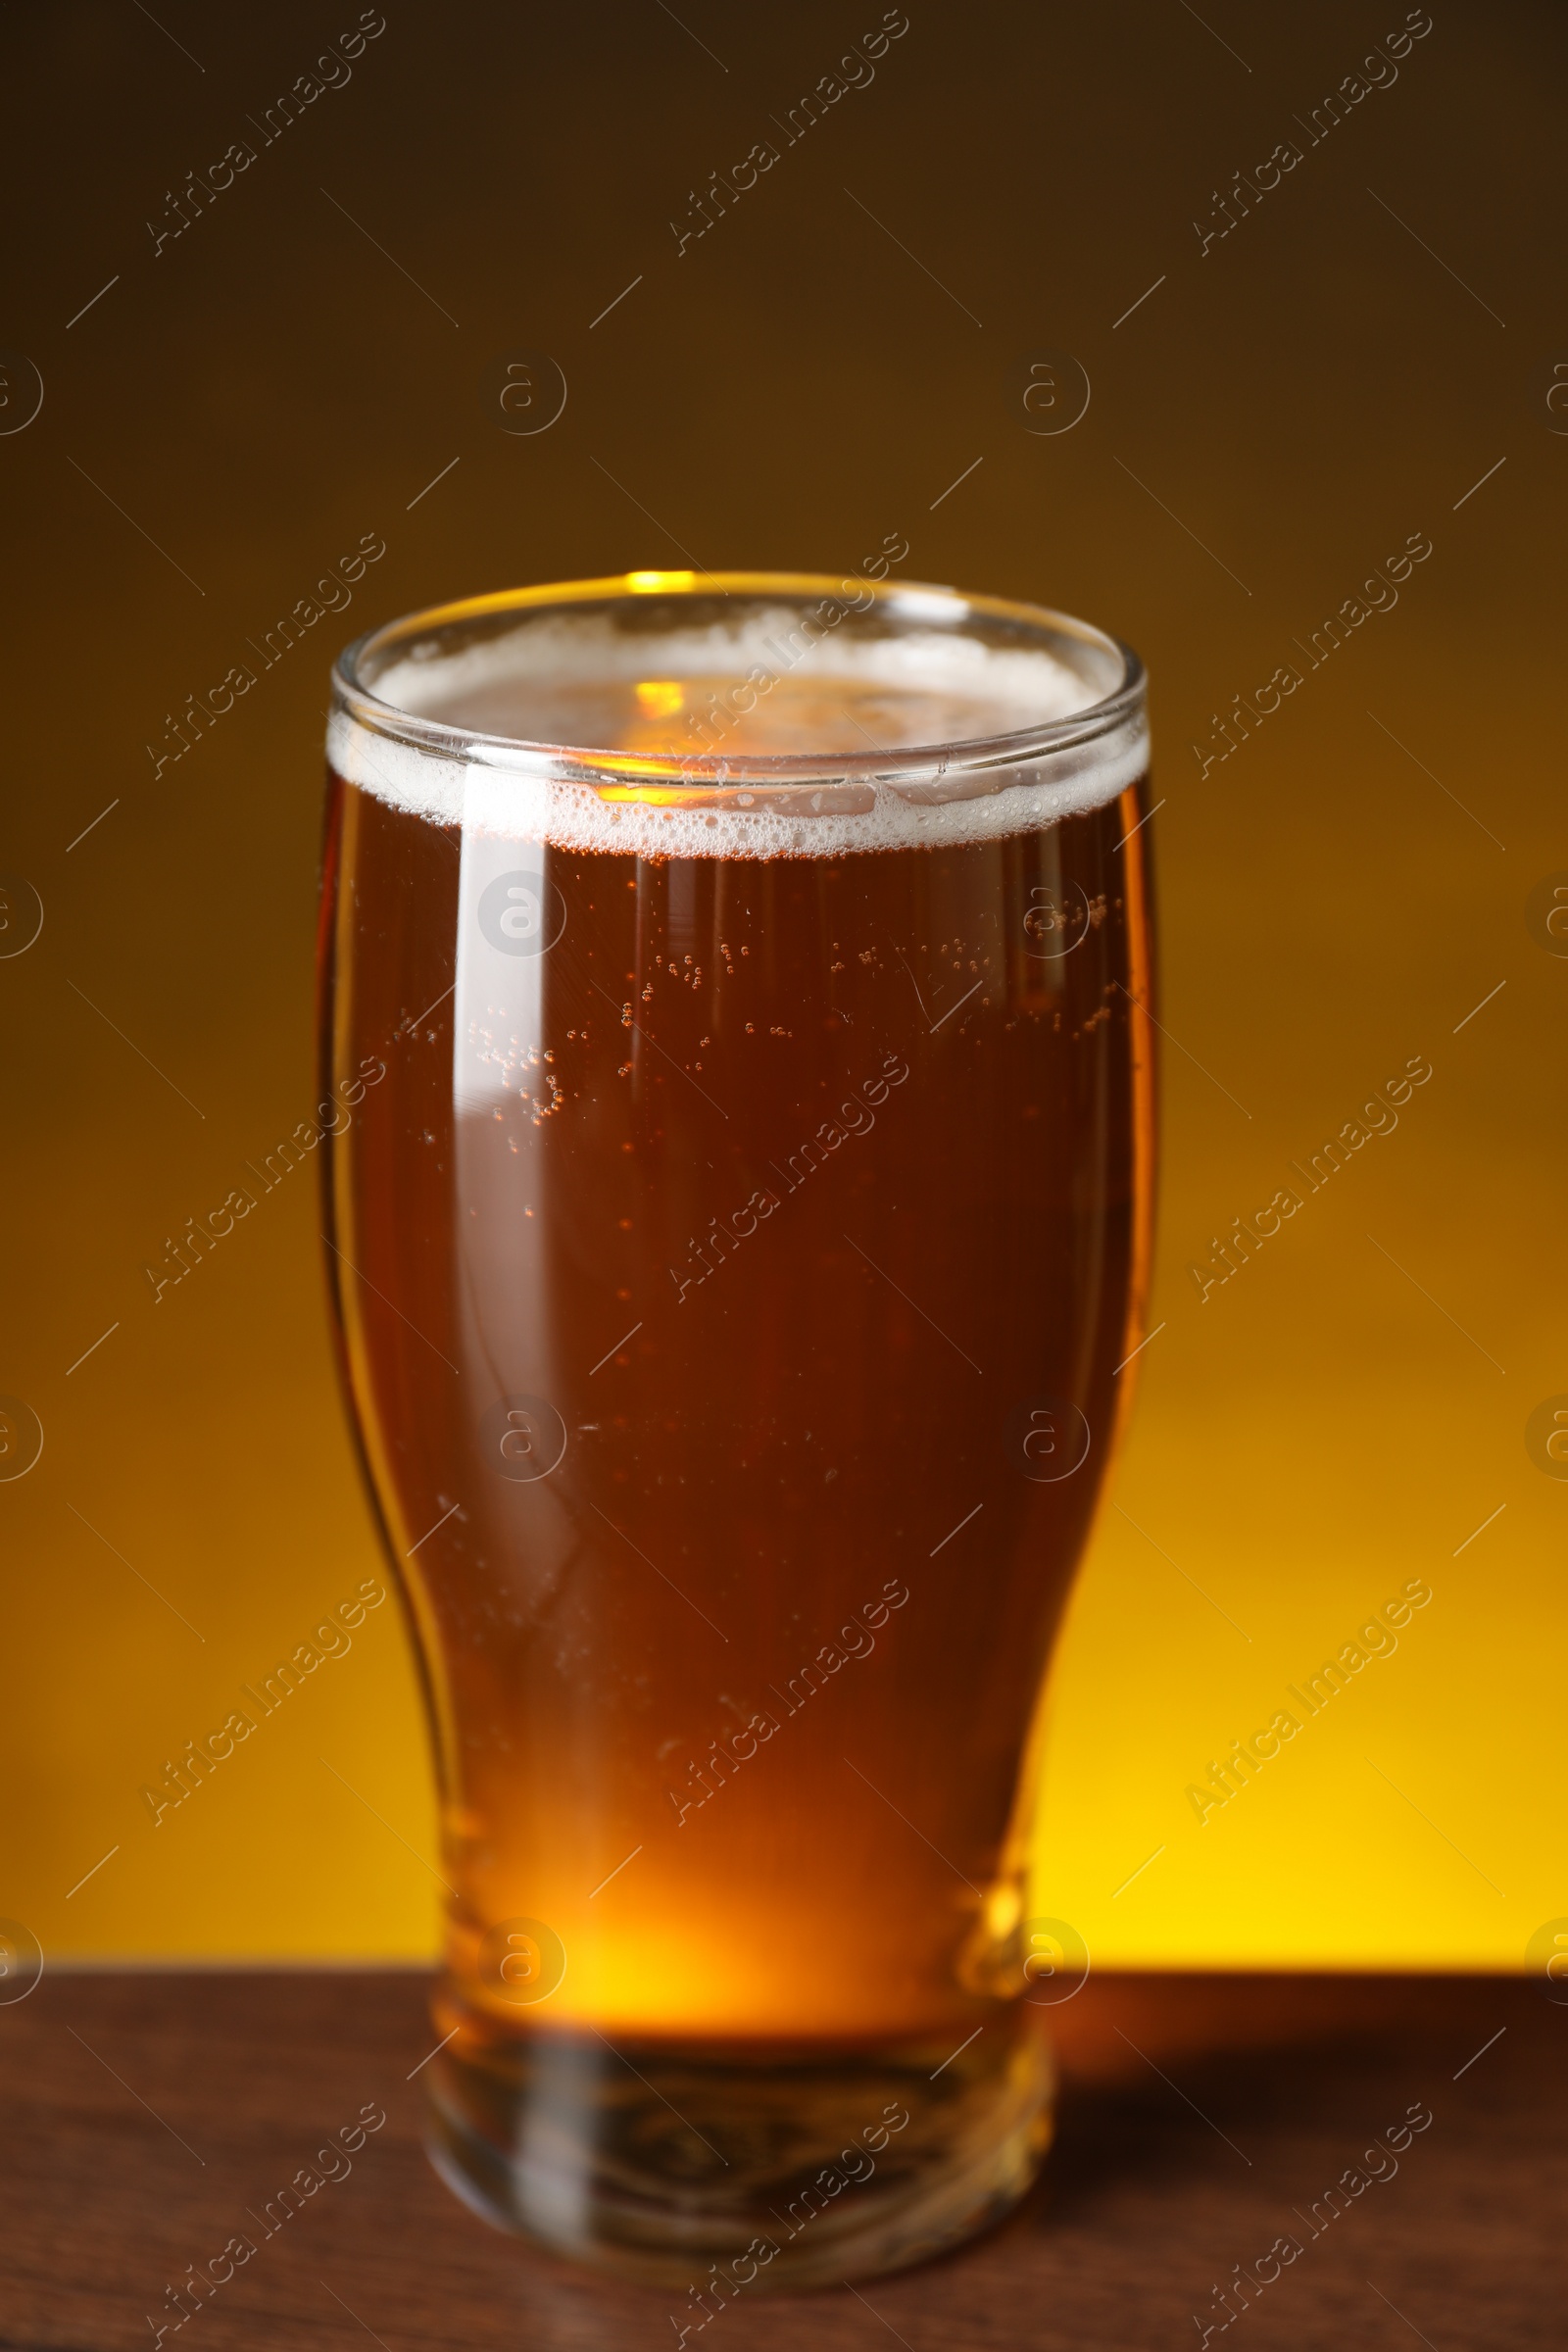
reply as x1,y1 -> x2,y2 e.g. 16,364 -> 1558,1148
319,571 -> 1153,2289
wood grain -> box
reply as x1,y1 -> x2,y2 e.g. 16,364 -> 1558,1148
0,1972 -> 1558,2350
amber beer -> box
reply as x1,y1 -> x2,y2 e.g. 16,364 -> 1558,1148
319,574 -> 1153,2288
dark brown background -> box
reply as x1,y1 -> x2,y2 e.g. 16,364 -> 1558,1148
1,0 -> 1563,1977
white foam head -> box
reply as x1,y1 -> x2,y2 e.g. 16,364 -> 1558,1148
328,580 -> 1148,858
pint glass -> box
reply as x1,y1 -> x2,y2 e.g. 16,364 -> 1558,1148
319,572 -> 1153,2288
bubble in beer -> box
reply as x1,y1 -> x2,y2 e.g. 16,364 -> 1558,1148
0,874 -> 43,957
1017,1916 -> 1090,2004
1524,1395 -> 1568,1479
484,350 -> 568,437
1004,1395 -> 1090,1483
0,1919 -> 42,2003
479,1915 -> 567,2005
480,1394 -> 568,1482
1022,879 -> 1091,958
1525,872 -> 1568,956
1525,1919 -> 1568,2004
477,867 -> 567,957
1015,348 -> 1091,437
0,353 -> 44,436
0,1396 -> 43,1482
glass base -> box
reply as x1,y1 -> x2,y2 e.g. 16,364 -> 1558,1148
423,2002 -> 1054,2292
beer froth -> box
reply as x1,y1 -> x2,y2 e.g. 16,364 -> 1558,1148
330,605 -> 1147,858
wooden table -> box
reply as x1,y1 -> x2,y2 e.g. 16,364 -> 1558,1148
3,1971 -> 1558,2348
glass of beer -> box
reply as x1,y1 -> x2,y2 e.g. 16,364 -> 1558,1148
319,570 -> 1153,2290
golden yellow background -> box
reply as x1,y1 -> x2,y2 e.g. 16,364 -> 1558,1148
2,0 -> 1558,1968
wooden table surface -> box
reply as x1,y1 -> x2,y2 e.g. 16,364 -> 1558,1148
2,1970 -> 1559,2350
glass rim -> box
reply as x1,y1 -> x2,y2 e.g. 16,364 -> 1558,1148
330,570 -> 1147,789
